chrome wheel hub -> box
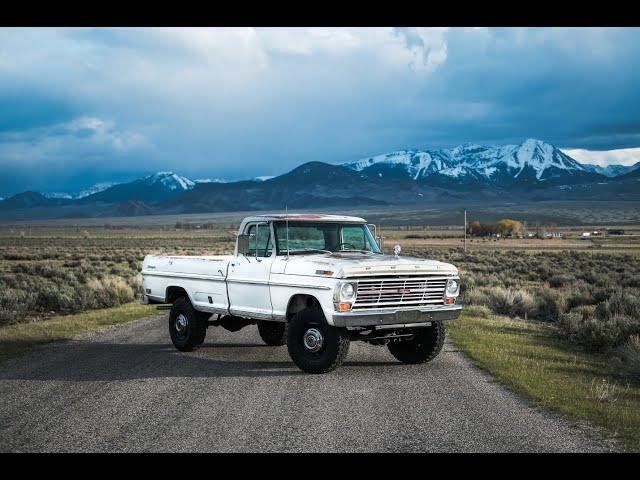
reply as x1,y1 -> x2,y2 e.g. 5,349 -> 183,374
175,313 -> 188,334
303,328 -> 324,353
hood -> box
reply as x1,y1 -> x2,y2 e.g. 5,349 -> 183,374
281,252 -> 458,278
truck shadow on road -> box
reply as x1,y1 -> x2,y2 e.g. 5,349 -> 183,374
0,341 -> 402,382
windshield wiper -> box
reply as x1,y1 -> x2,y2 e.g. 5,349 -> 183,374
339,249 -> 376,254
289,248 -> 333,255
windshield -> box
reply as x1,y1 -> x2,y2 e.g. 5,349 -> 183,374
273,221 -> 381,255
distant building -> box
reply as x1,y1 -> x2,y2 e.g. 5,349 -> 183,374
540,232 -> 561,239
582,232 -> 591,238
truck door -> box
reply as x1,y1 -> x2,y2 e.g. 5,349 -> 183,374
227,222 -> 275,319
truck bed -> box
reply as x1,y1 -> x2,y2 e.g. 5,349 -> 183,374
141,254 -> 233,312
142,254 -> 233,277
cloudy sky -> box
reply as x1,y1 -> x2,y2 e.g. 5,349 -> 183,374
1,27 -> 640,195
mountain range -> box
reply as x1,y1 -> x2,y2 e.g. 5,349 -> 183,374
2,139 -> 639,220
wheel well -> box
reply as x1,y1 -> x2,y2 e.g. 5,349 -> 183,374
286,294 -> 321,321
165,286 -> 188,304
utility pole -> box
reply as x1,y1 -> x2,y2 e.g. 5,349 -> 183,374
464,209 -> 467,253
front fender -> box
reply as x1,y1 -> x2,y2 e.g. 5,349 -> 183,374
269,273 -> 337,324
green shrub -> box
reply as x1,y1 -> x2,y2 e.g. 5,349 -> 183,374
487,287 -> 536,319
558,311 -> 640,352
463,304 -> 491,318
595,291 -> 640,321
566,283 -> 594,310
615,335 -> 640,378
549,274 -> 575,288
532,288 -> 565,322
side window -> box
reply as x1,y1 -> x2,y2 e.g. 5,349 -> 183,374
246,224 -> 273,257
341,226 -> 367,250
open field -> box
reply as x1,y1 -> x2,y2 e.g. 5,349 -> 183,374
383,230 -> 640,253
2,220 -> 638,377
2,215 -> 639,338
3,200 -> 640,228
0,227 -> 235,325
1,205 -> 639,450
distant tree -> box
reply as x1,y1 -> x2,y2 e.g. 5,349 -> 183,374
495,219 -> 524,236
468,218 -> 524,237
468,220 -> 484,235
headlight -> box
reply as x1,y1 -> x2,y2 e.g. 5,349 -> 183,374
340,282 -> 356,300
446,279 -> 459,296
334,282 -> 357,312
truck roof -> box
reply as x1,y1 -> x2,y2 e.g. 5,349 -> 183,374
244,213 -> 367,223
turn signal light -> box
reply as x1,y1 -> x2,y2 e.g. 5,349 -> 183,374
315,270 -> 334,276
444,297 -> 455,305
338,302 -> 352,312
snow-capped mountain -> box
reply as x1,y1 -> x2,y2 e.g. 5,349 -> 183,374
345,150 -> 457,180
77,171 -> 196,204
344,139 -> 596,184
75,182 -> 119,199
40,182 -> 118,200
43,174 -> 195,201
142,172 -> 195,191
44,192 -> 73,200
3,139 -> 639,221
581,162 -> 640,178
195,178 -> 227,184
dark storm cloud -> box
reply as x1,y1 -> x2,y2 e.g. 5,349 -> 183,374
0,27 -> 639,195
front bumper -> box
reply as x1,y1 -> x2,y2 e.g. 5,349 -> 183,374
332,304 -> 462,328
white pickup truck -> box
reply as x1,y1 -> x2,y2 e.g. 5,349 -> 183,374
141,214 -> 461,373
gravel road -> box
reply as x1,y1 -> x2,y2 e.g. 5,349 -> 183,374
0,314 -> 618,452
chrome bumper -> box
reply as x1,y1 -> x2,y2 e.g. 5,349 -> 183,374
332,305 -> 462,328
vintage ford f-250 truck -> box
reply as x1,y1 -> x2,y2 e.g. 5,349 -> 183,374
141,214 -> 461,373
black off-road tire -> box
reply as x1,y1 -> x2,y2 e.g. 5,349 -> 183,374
168,296 -> 208,352
257,320 -> 288,346
287,308 -> 350,374
387,321 -> 446,364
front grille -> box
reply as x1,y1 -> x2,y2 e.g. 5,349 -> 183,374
351,275 -> 448,310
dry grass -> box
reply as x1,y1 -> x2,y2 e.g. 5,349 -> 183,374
0,302 -> 155,364
380,229 -> 640,253
448,312 -> 640,451
0,227 -> 235,325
